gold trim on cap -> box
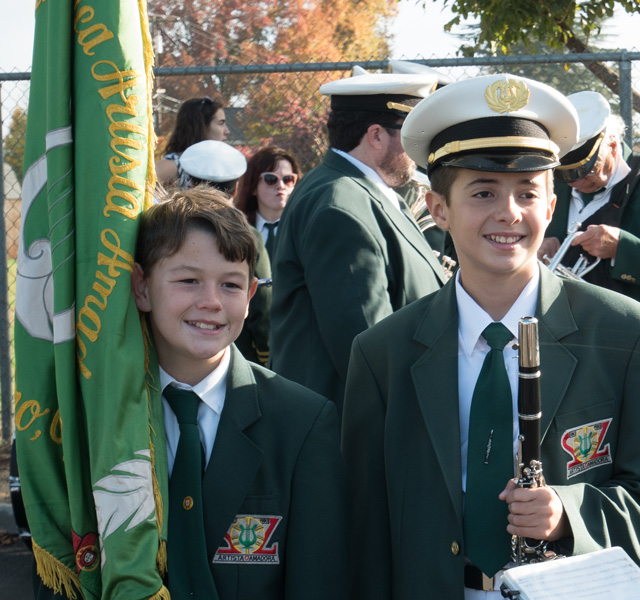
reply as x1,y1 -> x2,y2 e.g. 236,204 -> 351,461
555,131 -> 605,171
386,101 -> 413,113
485,79 -> 530,114
428,136 -> 560,164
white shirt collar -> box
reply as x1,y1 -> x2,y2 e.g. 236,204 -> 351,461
255,212 -> 278,231
159,347 -> 230,417
455,266 -> 540,356
331,148 -> 401,211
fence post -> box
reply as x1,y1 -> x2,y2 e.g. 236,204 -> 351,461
619,51 -> 633,148
0,81 -> 13,443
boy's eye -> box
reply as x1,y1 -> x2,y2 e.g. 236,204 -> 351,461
179,278 -> 198,284
473,190 -> 493,198
222,282 -> 242,290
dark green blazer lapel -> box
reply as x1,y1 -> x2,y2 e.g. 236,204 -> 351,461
536,266 -> 578,440
410,279 -> 463,520
324,151 -> 447,285
202,346 -> 264,555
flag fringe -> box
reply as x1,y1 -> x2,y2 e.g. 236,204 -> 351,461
150,585 -> 171,600
32,540 -> 82,599
138,0 -> 157,210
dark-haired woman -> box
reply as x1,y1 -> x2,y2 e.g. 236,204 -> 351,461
155,96 -> 230,186
235,146 -> 301,258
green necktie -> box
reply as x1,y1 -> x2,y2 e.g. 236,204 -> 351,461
464,322 -> 514,577
264,221 -> 278,259
581,187 -> 605,205
164,386 -> 219,599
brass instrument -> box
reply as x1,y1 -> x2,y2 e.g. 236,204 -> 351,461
543,222 -> 600,280
409,185 -> 457,280
511,317 -> 560,565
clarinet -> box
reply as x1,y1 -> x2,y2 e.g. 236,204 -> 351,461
511,317 -> 560,565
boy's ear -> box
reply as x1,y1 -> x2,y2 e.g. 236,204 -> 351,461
426,189 -> 450,231
547,193 -> 557,221
131,263 -> 152,312
244,277 -> 259,319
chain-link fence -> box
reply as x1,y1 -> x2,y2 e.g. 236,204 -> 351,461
2,51 -> 640,441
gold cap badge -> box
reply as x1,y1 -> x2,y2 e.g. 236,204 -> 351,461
485,79 -> 530,114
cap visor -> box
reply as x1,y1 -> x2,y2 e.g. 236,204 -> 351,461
437,153 -> 559,174
554,152 -> 599,183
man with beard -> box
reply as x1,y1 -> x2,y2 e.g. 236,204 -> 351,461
270,69 -> 447,414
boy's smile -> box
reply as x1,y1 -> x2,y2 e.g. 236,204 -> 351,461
428,168 -> 555,295
132,228 -> 257,385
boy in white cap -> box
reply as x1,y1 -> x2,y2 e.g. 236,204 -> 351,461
539,91 -> 640,300
270,68 -> 448,414
179,139 -> 248,195
342,74 -> 640,599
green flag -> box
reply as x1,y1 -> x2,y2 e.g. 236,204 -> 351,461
14,0 -> 169,598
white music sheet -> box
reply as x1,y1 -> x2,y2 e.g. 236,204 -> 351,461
500,547 -> 640,600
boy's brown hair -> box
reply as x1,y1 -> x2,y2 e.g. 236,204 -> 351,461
136,185 -> 258,278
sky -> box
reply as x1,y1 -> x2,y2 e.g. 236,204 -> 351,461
389,1 -> 640,58
3,1 -> 640,72
1,0 -> 640,121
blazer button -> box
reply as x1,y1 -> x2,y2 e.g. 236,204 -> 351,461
451,541 -> 460,555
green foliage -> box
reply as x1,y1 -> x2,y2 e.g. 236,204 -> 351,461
436,0 -> 640,54
4,108 -> 27,185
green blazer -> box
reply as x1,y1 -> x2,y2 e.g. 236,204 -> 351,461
271,150 -> 447,413
547,149 -> 640,301
34,346 -> 348,600
235,228 -> 271,366
342,266 -> 640,600
201,346 -> 348,599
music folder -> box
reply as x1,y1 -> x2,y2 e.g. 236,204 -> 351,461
499,547 -> 640,599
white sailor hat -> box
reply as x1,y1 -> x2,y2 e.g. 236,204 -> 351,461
179,140 -> 247,183
554,91 -> 611,183
388,60 -> 454,88
401,73 -> 579,175
320,67 -> 438,117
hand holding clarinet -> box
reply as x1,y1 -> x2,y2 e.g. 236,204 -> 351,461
498,317 -> 570,564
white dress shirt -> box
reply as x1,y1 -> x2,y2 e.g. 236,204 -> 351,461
567,145 -> 631,225
456,266 -> 540,491
331,148 -> 402,212
160,348 -> 230,476
457,267 -> 540,599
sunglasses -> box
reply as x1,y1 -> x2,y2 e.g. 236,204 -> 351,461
200,96 -> 213,110
260,172 -> 298,187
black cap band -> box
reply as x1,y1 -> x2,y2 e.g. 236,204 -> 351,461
427,117 -> 558,174
330,94 -> 421,117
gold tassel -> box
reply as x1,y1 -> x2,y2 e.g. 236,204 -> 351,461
156,539 -> 168,576
138,0 -> 157,210
32,540 -> 82,599
142,314 -> 167,577
149,584 -> 172,600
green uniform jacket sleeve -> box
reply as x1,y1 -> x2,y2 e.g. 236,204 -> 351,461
235,228 -> 271,365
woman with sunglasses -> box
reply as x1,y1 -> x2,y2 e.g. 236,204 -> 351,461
235,146 -> 302,259
155,95 -> 231,186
